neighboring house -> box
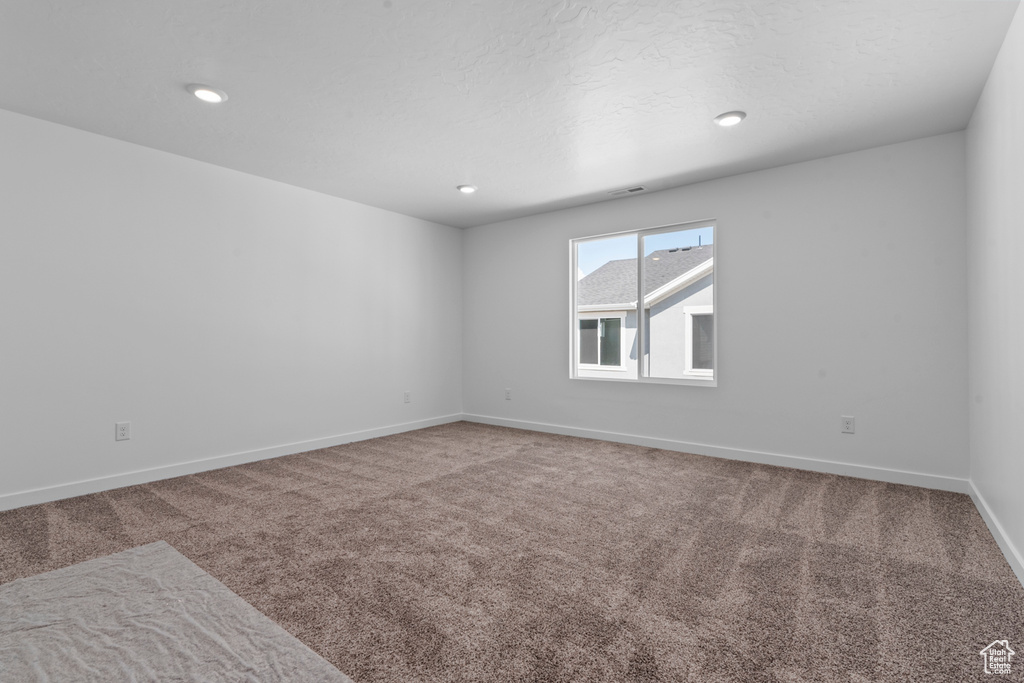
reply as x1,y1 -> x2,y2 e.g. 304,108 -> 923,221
576,245 -> 713,380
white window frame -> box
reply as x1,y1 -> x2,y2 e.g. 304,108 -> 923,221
576,311 -> 629,372
570,219 -> 717,387
683,305 -> 714,379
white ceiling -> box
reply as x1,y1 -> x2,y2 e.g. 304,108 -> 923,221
1,1 -> 1018,228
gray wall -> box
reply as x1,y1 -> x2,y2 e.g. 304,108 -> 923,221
463,132 -> 969,486
967,5 -> 1024,579
0,108 -> 464,508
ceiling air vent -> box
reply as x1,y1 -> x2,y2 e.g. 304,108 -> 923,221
607,185 -> 647,197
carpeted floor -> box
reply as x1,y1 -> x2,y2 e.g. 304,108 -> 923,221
1,541 -> 352,681
1,421 -> 1022,682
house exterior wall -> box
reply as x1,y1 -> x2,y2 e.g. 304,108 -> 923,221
647,276 -> 713,379
576,275 -> 713,380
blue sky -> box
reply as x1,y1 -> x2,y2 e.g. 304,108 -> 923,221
577,225 -> 714,277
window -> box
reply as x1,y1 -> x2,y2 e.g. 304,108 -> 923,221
578,315 -> 624,368
683,306 -> 714,378
571,221 -> 716,385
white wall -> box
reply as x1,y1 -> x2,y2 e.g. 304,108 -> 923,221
0,108 -> 463,508
463,133 -> 969,488
967,6 -> 1024,577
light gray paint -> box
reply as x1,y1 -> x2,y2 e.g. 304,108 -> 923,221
967,7 -> 1024,576
0,0 -> 1017,228
464,133 -> 969,479
0,109 -> 463,501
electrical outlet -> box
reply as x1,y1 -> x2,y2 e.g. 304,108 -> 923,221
115,421 -> 131,441
404,391 -> 411,403
505,388 -> 512,400
841,416 -> 855,434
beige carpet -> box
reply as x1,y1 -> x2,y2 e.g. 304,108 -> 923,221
1,422 -> 1022,682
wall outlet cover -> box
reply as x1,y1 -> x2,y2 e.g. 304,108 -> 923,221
115,421 -> 131,441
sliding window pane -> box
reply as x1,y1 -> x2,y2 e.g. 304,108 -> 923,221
641,225 -> 714,381
579,319 -> 599,364
575,235 -> 637,376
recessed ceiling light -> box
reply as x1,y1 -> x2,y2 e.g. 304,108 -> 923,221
714,111 -> 746,127
457,185 -> 477,194
187,84 -> 228,104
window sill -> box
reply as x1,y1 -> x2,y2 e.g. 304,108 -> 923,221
571,374 -> 717,388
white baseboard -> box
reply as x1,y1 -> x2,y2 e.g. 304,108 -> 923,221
461,413 -> 972,493
6,412 -> 1021,589
969,482 -> 1024,588
0,414 -> 463,512
464,414 -> 1024,588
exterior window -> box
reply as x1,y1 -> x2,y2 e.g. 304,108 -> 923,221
572,220 -> 715,385
578,315 -> 624,368
684,307 -> 714,378
692,315 -> 713,369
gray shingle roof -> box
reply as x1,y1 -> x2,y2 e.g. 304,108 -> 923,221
577,244 -> 713,306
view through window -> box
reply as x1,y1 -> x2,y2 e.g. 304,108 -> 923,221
572,221 -> 715,385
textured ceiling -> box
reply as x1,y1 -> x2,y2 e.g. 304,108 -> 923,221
0,0 -> 1018,228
